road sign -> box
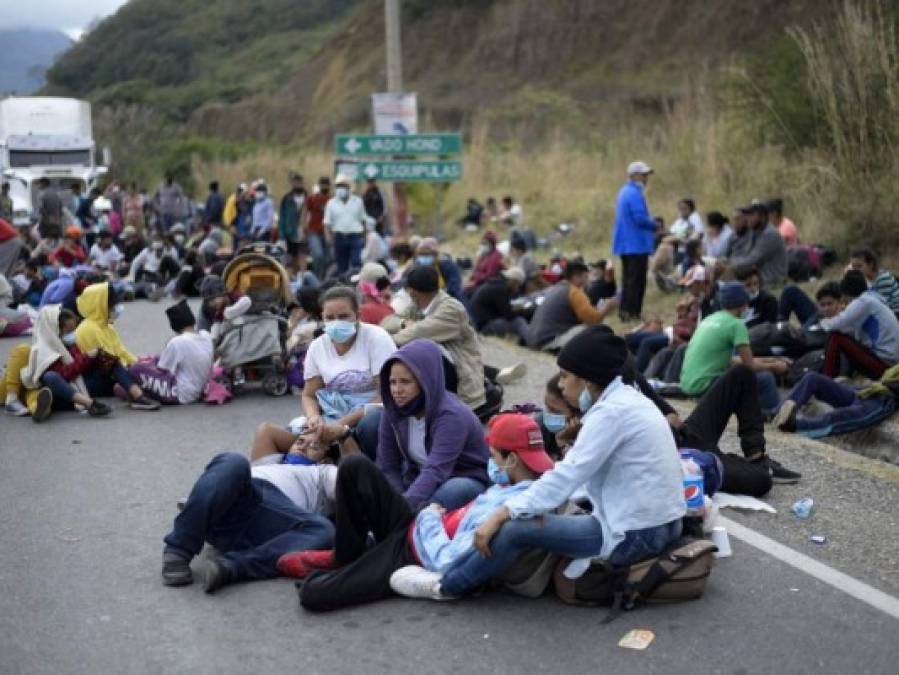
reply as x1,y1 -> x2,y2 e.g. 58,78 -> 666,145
335,133 -> 462,157
351,160 -> 462,183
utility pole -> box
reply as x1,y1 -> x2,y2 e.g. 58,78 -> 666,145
384,0 -> 409,236
385,0 -> 403,93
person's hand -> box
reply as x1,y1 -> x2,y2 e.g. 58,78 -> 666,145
427,503 -> 446,515
771,360 -> 789,376
474,510 -> 508,557
306,414 -> 324,436
666,413 -> 685,430
319,423 -> 349,444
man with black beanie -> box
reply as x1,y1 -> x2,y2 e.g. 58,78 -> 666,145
128,300 -> 214,405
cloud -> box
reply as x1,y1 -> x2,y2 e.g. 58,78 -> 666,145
0,0 -> 129,35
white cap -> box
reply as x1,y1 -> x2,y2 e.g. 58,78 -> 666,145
335,173 -> 351,186
351,262 -> 389,283
627,161 -> 653,176
501,266 -> 526,284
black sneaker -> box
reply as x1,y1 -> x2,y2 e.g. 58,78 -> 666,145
129,396 -> 160,411
87,400 -> 112,417
203,557 -> 234,594
161,547 -> 193,587
32,387 -> 53,423
766,457 -> 802,484
771,400 -> 797,432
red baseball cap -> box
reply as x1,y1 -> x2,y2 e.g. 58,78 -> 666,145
486,413 -> 555,475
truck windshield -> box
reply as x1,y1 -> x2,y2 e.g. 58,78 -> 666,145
9,149 -> 91,167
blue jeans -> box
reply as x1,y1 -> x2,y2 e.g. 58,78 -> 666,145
440,514 -> 681,597
626,331 -> 671,373
164,453 -> 335,581
334,232 -> 363,275
354,407 -> 383,461
755,371 -> 781,416
482,317 -> 530,343
39,371 -> 77,410
779,285 -> 819,327
431,477 -> 488,510
786,372 -> 884,433
83,362 -> 134,397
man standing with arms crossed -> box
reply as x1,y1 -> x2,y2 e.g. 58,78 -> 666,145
612,161 -> 656,322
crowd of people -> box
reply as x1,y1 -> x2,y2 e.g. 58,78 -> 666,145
2,158 -> 897,611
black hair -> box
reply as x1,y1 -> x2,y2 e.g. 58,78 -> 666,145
684,239 -> 702,260
735,267 -> 761,283
751,202 -> 769,217
106,284 -> 119,310
815,281 -> 842,301
502,196 -> 513,206
406,265 -> 440,293
679,198 -> 696,212
849,247 -> 877,268
320,285 -> 359,313
209,181 -> 219,192
58,308 -> 78,330
99,230 -> 113,239
706,211 -> 728,228
296,287 -> 323,320
25,260 -> 39,272
840,270 -> 868,299
564,261 -> 589,280
390,242 -> 413,261
768,198 -> 784,214
510,235 -> 527,252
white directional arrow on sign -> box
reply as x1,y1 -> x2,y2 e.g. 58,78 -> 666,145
363,163 -> 379,179
344,138 -> 362,154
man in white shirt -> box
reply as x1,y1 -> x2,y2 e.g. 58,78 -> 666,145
161,452 -> 337,593
88,231 -> 123,274
324,174 -> 374,274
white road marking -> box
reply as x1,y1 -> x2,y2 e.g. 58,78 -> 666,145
719,516 -> 899,620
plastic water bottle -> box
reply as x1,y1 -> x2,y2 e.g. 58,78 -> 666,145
791,497 -> 814,519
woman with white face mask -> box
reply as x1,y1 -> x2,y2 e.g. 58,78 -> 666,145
296,286 -> 397,460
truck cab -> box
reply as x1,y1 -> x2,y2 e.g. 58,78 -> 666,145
0,97 -> 108,226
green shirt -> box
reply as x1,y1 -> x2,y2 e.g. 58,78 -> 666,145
679,310 -> 749,395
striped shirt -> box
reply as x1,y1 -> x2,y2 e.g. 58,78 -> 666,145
872,271 -> 899,314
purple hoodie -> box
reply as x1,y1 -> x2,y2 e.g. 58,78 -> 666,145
377,338 -> 489,508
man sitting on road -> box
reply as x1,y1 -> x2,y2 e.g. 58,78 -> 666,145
526,260 -> 617,350
469,267 -> 530,344
161,451 -> 336,593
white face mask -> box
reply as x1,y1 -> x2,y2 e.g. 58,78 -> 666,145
336,187 -> 350,200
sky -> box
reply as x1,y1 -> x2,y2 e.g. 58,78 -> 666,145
0,0 -> 130,40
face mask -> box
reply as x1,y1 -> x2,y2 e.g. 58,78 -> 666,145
174,234 -> 185,246
543,412 -> 567,433
487,457 -> 511,486
324,320 -> 357,344
336,187 -> 350,200
578,387 -> 594,414
62,332 -> 77,346
255,192 -> 266,201
748,290 -> 759,301
416,255 -> 434,267
478,244 -> 489,257
111,303 -> 124,320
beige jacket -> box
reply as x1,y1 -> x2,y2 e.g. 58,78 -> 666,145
391,291 -> 486,409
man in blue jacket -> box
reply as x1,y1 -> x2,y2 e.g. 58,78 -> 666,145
612,161 -> 657,321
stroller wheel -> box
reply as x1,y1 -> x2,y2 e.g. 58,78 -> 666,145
262,374 -> 289,397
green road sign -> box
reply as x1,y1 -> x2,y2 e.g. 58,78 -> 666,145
356,160 -> 462,182
335,133 -> 462,156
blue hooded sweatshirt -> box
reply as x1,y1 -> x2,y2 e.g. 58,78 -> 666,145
376,338 -> 489,508
611,180 -> 656,256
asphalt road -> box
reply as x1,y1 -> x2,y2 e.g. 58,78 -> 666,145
1,300 -> 898,675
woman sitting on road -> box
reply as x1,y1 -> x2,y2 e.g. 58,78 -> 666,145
376,338 -> 490,511
2,306 -> 112,421
296,286 -> 396,459
75,282 -> 160,410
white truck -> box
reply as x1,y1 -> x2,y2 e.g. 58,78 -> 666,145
0,96 -> 108,226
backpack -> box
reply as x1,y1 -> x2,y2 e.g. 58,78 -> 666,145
553,538 -> 717,618
499,549 -> 559,598
749,322 -> 807,357
785,349 -> 825,386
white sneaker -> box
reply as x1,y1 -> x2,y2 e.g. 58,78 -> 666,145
496,362 -> 527,385
389,565 -> 452,601
5,400 -> 29,417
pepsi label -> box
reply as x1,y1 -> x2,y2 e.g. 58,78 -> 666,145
683,474 -> 705,509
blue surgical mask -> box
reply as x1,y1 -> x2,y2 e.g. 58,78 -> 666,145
543,412 -> 567,433
324,320 -> 357,344
578,387 -> 594,414
62,332 -> 77,346
416,255 -> 434,267
487,457 -> 511,486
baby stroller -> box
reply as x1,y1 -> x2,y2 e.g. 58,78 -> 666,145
218,246 -> 292,396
